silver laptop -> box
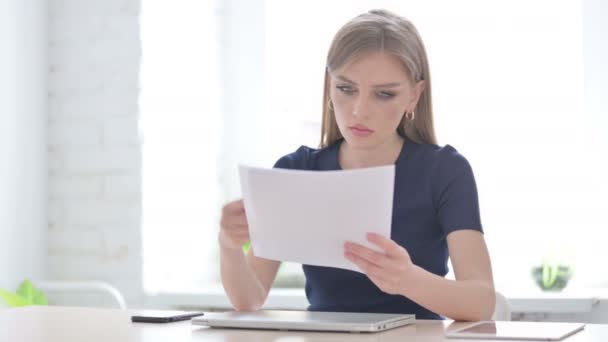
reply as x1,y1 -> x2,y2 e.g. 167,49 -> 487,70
192,310 -> 414,333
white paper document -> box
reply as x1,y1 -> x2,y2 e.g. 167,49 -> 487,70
239,165 -> 395,272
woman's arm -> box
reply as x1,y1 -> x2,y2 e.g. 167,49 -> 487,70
405,230 -> 495,321
220,240 -> 281,311
344,230 -> 495,321
218,200 -> 280,311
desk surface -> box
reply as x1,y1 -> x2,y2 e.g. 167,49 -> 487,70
2,306 -> 607,342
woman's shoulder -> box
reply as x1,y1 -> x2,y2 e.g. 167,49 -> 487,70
273,144 -> 337,170
412,142 -> 473,173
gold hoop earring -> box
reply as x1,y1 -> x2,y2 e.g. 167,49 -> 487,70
405,111 -> 415,121
327,99 -> 334,111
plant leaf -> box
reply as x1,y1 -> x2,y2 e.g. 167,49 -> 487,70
16,280 -> 48,305
542,264 -> 552,288
16,280 -> 35,304
0,289 -> 30,307
549,264 -> 559,287
32,290 -> 48,305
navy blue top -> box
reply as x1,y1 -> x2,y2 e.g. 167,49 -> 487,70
273,137 -> 483,320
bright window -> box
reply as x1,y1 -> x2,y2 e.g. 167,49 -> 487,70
140,0 -> 608,297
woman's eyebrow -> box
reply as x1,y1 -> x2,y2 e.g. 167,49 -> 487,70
335,75 -> 403,88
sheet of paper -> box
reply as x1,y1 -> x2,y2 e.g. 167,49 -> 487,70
238,165 -> 395,272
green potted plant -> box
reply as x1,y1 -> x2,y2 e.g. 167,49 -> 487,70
0,280 -> 48,307
531,261 -> 573,291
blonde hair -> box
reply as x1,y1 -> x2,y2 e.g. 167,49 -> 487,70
320,9 -> 437,148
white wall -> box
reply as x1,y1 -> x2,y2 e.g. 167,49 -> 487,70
0,0 -> 47,290
583,0 -> 608,131
47,0 -> 143,306
513,0 -> 608,323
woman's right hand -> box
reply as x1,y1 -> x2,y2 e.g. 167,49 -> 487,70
219,199 -> 250,251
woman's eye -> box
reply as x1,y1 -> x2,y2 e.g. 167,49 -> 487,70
377,91 -> 395,99
336,85 -> 355,94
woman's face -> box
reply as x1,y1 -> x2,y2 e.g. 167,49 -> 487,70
329,52 -> 424,149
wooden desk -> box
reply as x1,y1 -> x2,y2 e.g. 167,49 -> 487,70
1,306 -> 607,341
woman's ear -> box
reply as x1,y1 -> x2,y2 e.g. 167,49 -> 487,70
415,80 -> 426,98
408,80 -> 426,110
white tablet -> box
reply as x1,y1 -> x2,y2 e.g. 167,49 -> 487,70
446,321 -> 585,341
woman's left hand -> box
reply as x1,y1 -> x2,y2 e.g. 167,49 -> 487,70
344,232 -> 417,296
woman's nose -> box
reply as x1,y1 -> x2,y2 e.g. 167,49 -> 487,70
352,95 -> 371,118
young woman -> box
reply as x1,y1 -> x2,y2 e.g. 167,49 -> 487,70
219,9 -> 495,321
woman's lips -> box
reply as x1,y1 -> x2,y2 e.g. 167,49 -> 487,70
349,125 -> 374,137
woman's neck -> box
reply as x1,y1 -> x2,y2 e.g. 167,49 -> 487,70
339,135 -> 404,169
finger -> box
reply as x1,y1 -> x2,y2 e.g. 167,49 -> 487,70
223,199 -> 246,215
227,229 -> 250,238
220,206 -> 249,226
345,250 -> 389,281
219,230 -> 249,250
344,242 -> 388,267
222,215 -> 249,228
220,222 -> 248,234
220,225 -> 249,236
223,231 -> 250,245
366,233 -> 402,257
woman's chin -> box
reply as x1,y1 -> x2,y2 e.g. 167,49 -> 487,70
343,135 -> 380,149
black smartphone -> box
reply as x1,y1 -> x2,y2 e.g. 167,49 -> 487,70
131,310 -> 205,323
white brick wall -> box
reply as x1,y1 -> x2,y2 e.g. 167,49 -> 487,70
48,0 -> 143,306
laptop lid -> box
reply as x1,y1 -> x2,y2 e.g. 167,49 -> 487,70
192,310 -> 415,333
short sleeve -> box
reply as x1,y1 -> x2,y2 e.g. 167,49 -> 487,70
273,146 -> 315,170
431,145 -> 483,235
